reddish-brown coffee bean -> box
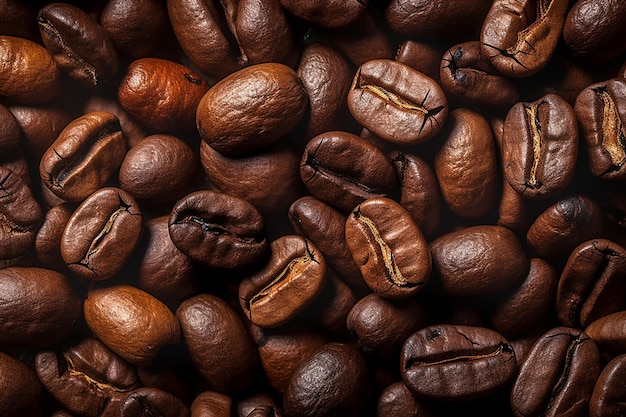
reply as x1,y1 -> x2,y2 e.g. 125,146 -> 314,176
0,0 -> 39,40
168,189 -> 268,269
431,225 -> 529,298
38,2 -> 119,88
396,39 -> 446,82
239,235 -> 327,328
61,187 -> 142,281
0,352 -> 44,417
119,387 -> 190,417
84,285 -> 181,366
480,0 -> 569,78
434,108 -> 499,218
0,103 -> 21,156
502,94 -> 579,200
196,63 -> 307,156
377,381 -> 433,417
345,197 -> 431,299
348,59 -> 448,145
0,267 -> 81,347
177,294 -> 258,392
83,94 -> 149,148
34,203 -> 73,268
190,391 -> 232,417
236,393 -> 282,417
0,35 -> 61,104
401,325 -> 516,401
585,311 -> 626,359
575,78 -> 626,181
590,354 -> 626,417
39,111 -> 127,202
279,0 -> 367,30
118,57 -> 208,133
0,165 -> 42,260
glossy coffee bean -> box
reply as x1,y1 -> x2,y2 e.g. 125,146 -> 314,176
236,393 -> 282,417
61,187 -> 142,281
239,235 -> 327,328
119,387 -> 190,417
0,352 -> 44,417
377,381 -> 433,417
0,267 -> 80,347
34,202 -> 73,268
502,94 -> 579,200
190,391 -> 232,417
401,324 -> 516,401
585,311 -> 626,359
38,2 -> 119,88
84,284 -> 181,366
0,103 -> 21,156
395,39 -> 446,82
590,353 -> 626,417
348,59 -> 448,145
345,197 -> 431,299
196,63 -> 307,156
511,327 -> 601,417
177,294 -> 258,393
168,189 -> 268,269
83,93 -> 148,148
39,111 -> 127,202
279,0 -> 367,30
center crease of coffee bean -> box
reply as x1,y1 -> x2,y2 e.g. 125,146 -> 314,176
525,104 -> 543,189
595,87 -> 626,169
183,215 -> 261,243
64,354 -> 133,393
407,342 -> 513,368
0,213 -> 28,234
359,84 -> 427,114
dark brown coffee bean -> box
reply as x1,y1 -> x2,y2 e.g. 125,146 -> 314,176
585,311 -> 626,359
431,225 -> 529,299
118,57 -> 209,133
168,189 -> 268,269
401,324 -> 516,401
300,131 -> 397,214
0,165 -> 42,260
434,108 -> 499,218
190,391 -> 232,417
511,327 -> 601,417
38,2 -> 119,88
236,393 -> 282,417
61,187 -> 142,281
377,381 -> 433,417
480,0 -> 569,78
0,352 -> 44,417
177,294 -> 258,392
348,59 -> 448,145
39,111 -> 127,202
196,63 -> 307,156
575,78 -> 626,181
279,0 -> 367,30
239,235 -> 327,328
497,172 -> 532,235
502,94 -> 579,200
0,35 -> 61,104
0,0 -> 39,40
590,353 -> 626,417
119,387 -> 190,417
0,103 -> 21,156
0,267 -> 80,347
395,39 -> 446,83
345,197 -> 431,299
283,342 -> 370,417
306,273 -> 357,335
84,284 -> 181,366
36,337 -> 141,417
34,202 -> 73,268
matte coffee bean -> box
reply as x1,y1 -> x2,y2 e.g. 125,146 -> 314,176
38,2 -> 119,87
0,267 -> 80,347
239,235 -> 327,328
84,285 -> 181,366
511,327 -> 601,417
502,94 -> 579,200
196,63 -> 307,156
300,131 -> 397,214
0,352 -> 44,417
168,189 -> 268,269
61,187 -> 142,281
39,111 -> 127,202
400,324 -> 516,401
177,294 -> 258,393
345,197 -> 431,299
348,59 -> 448,145
480,0 -> 569,77
119,387 -> 190,417
0,103 -> 21,156
306,274 -> 357,335
590,354 -> 626,417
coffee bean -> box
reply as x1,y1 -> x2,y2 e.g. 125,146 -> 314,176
590,354 -> 626,417
0,352 -> 44,417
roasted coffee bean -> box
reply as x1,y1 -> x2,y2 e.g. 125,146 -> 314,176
434,108 -> 499,218
400,324 -> 516,401
196,63 -> 307,156
377,381 -> 433,417
38,2 -> 118,88
306,273 -> 357,335
84,284 -> 181,366
502,94 -> 579,200
0,165 -> 42,260
0,267 -> 80,347
239,235 -> 326,328
39,111 -> 127,202
0,352 -> 44,417
177,294 -> 258,392
590,353 -> 626,417
585,311 -> 626,359
119,387 -> 190,417
395,39 -> 445,83
279,0 -> 367,30
168,189 -> 268,269
0,35 -> 61,104
118,57 -> 209,133
283,343 -> 370,417
0,103 -> 21,156
480,0 -> 569,78
511,327 -> 601,417
61,187 -> 142,281
575,78 -> 626,181
345,197 -> 431,299
83,93 -> 148,148
430,225 -> 529,298
348,59 -> 448,145
300,131 -> 397,214
34,202 -> 73,268
190,391 -> 232,417
0,0 -> 39,40
236,393 -> 282,417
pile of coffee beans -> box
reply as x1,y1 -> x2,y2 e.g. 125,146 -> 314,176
2,0 -> 626,416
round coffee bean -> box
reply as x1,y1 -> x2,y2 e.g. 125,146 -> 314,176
0,352 -> 44,417
590,354 -> 626,417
